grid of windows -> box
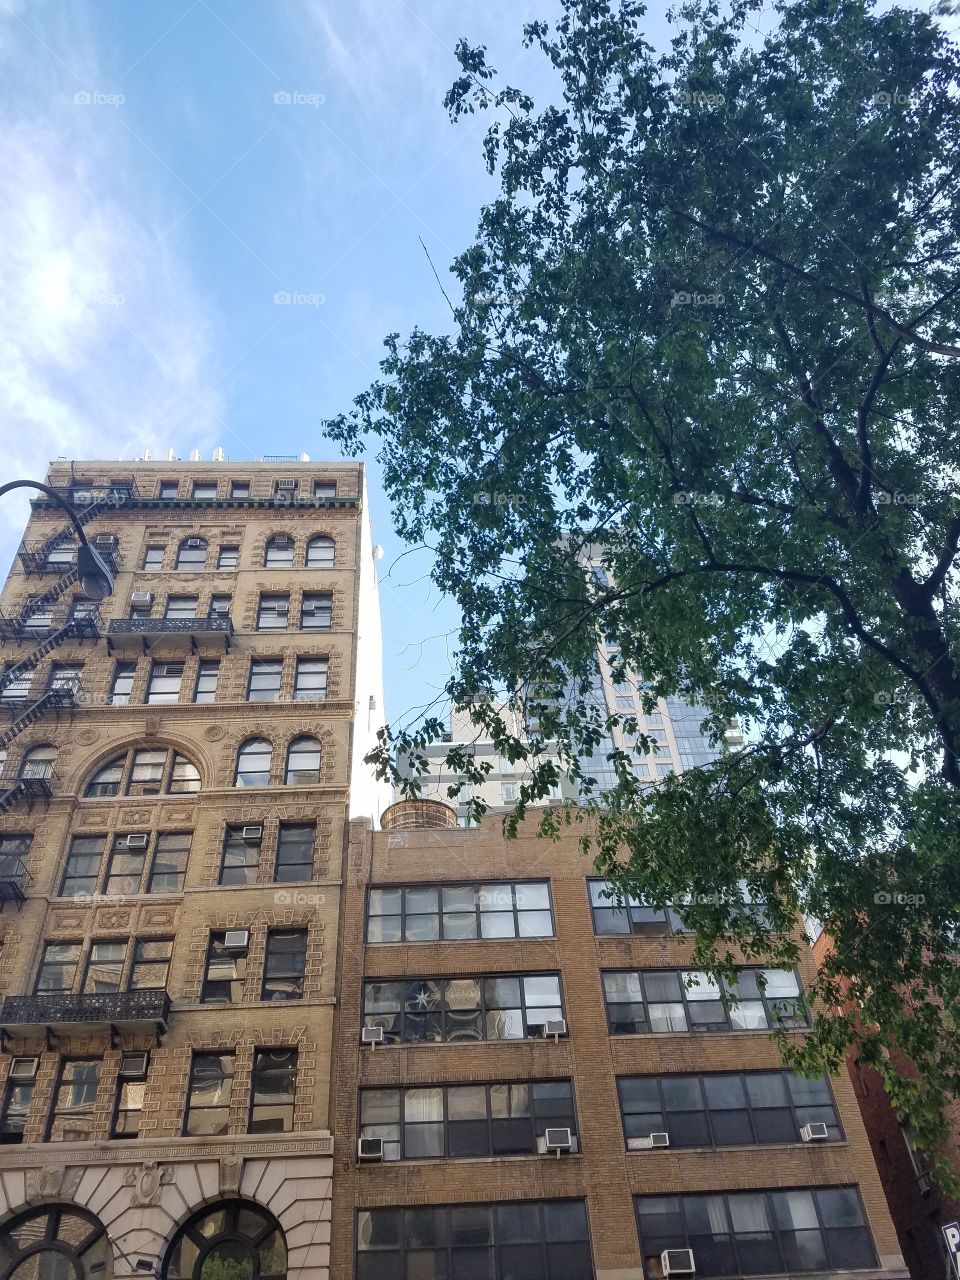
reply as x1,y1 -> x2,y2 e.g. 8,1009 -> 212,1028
362,974 -> 564,1044
589,879 -> 696,935
184,1052 -> 234,1136
262,930 -> 307,1000
84,747 -> 200,797
249,1048 -> 297,1132
194,659 -> 220,702
274,825 -> 314,881
635,1187 -> 877,1275
293,657 -> 327,701
360,1080 -> 577,1161
366,881 -> 553,943
602,968 -> 806,1035
59,832 -> 191,897
35,938 -> 172,995
47,1059 -> 100,1142
301,591 -> 332,629
219,827 -> 261,886
248,659 -> 282,701
618,1071 -> 841,1149
202,932 -> 247,1002
356,1201 -> 592,1279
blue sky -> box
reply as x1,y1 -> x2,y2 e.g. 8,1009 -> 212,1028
0,0 -> 668,727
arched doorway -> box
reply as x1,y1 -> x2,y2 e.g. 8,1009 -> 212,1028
164,1204 -> 285,1280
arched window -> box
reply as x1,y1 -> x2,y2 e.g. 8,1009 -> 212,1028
264,536 -> 294,569
285,737 -> 321,785
235,738 -> 273,788
0,1205 -> 110,1280
305,536 -> 334,569
83,746 -> 202,797
165,1203 -> 286,1280
20,745 -> 56,780
176,537 -> 208,570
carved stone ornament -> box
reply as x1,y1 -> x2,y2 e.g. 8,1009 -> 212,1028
205,725 -> 226,741
219,1156 -> 244,1195
123,1161 -> 175,1206
26,1166 -> 82,1199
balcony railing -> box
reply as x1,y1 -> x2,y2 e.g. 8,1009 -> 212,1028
17,539 -> 121,578
0,603 -> 101,646
29,476 -> 138,508
0,858 -> 27,909
0,989 -> 170,1036
107,614 -> 234,653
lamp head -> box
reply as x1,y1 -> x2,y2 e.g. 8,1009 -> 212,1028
76,543 -> 114,601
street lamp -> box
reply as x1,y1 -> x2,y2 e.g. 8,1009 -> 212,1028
0,479 -> 114,600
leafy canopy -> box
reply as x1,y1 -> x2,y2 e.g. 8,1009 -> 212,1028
326,0 -> 960,1181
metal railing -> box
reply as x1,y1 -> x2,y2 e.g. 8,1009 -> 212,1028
0,988 -> 170,1028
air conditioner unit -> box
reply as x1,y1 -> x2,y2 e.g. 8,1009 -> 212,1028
540,1127 -> 573,1153
131,592 -> 154,607
186,538 -> 204,548
125,834 -> 149,849
544,1018 -> 567,1039
361,1026 -> 384,1046
9,1057 -> 39,1081
276,479 -> 296,491
357,1137 -> 383,1161
119,1052 -> 150,1079
223,930 -> 250,952
800,1122 -> 829,1142
241,825 -> 263,843
662,1250 -> 695,1276
274,603 -> 289,615
155,665 -> 180,676
629,1132 -> 670,1149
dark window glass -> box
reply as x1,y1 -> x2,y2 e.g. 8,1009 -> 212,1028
362,973 -> 563,1045
262,930 -> 306,1000
219,828 -> 260,886
149,833 -> 191,892
274,825 -> 314,882
202,932 -> 247,1003
59,837 -> 104,897
0,1059 -> 37,1144
47,1059 -> 100,1141
603,967 -> 805,1035
184,1052 -> 234,1135
367,881 -> 553,943
249,1048 -> 297,1132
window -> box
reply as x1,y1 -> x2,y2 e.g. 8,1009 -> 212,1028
47,1059 -> 100,1142
274,825 -> 314,881
202,932 -> 248,1002
130,938 -> 172,988
47,663 -> 82,694
257,593 -> 290,630
83,940 -> 125,992
192,482 -> 217,499
112,1053 -> 149,1138
300,591 -> 332,629
501,783 -> 518,804
158,481 -> 179,499
143,545 -> 165,570
367,881 -> 552,943
356,1201 -> 591,1277
45,537 -> 77,569
194,659 -> 220,702
634,1186 -> 877,1275
220,826 -> 261,886
248,659 -> 282,702
360,1079 -> 577,1162
108,661 -> 136,705
618,1071 -> 841,1149
285,736 -> 321,784
217,544 -> 239,568
165,595 -> 198,619
59,838 -> 104,897
146,662 -> 183,704
184,1052 -> 234,1136
35,942 -> 80,992
0,1058 -> 37,1143
589,880 -> 692,936
362,973 -> 564,1044
209,594 -> 231,618
262,930 -> 307,1000
615,695 -> 635,711
104,836 -> 145,896
249,1048 -> 297,1132
230,482 -> 249,499
175,537 -> 207,569
83,746 -> 201,797
0,666 -> 31,703
602,967 -> 806,1035
165,1203 -> 285,1280
20,745 -> 55,780
0,833 -> 31,867
313,482 -> 336,499
306,534 -> 334,567
0,1208 -> 110,1280
21,599 -> 53,633
293,657 -> 327,702
264,535 -> 294,568
235,738 -> 273,787
130,597 -> 152,620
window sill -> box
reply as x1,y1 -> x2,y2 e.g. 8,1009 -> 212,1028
624,1139 -> 848,1154
358,1151 -> 585,1169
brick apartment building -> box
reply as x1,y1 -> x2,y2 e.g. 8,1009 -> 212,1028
330,799 -> 910,1279
0,457 -> 387,1280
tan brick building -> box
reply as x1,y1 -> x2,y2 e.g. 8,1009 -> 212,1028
0,458 -> 388,1280
331,805 -> 910,1279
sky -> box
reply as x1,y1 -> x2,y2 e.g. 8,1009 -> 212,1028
0,0 -> 674,729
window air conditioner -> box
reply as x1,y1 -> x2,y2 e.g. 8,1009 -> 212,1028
540,1127 -> 573,1153
276,479 -> 296,491
186,538 -> 204,548
662,1250 -> 695,1276
273,604 -> 289,615
241,826 -> 263,843
800,1122 -> 829,1142
9,1057 -> 39,1080
223,930 -> 250,951
155,665 -> 180,676
544,1018 -> 567,1039
357,1137 -> 383,1161
361,1026 -> 384,1046
119,1052 -> 150,1079
629,1132 -> 670,1150
131,592 -> 153,607
125,834 -> 149,849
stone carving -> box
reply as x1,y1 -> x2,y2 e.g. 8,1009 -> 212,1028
123,1161 -> 175,1206
26,1166 -> 82,1199
205,725 -> 226,741
219,1157 -> 244,1195
76,729 -> 100,745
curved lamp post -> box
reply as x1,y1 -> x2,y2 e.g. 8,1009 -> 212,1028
0,479 -> 115,600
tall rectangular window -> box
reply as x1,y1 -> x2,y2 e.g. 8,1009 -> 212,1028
82,940 -> 126,993
220,828 -> 260,886
194,660 -> 220,702
602,967 -> 806,1035
300,592 -> 332,630
108,662 -> 136,705
146,662 -> 183,704
293,657 -> 327,702
247,659 -> 282,702
257,594 -> 290,630
165,596 -> 197,619
249,1048 -> 297,1132
184,1052 -> 234,1136
112,1053 -> 149,1139
362,973 -> 564,1045
59,838 -> 104,898
217,545 -> 239,568
0,1058 -> 38,1144
142,545 -> 165,570
104,835 -> 146,896
47,663 -> 83,693
274,825 -> 314,882
129,939 -> 172,989
47,1059 -> 100,1142
202,932 -> 248,1002
262,930 -> 306,1000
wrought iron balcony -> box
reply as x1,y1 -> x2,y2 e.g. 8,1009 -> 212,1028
107,614 -> 233,653
0,858 -> 27,909
17,538 -> 121,578
0,602 -> 101,646
28,476 -> 138,508
0,989 -> 170,1039
0,765 -> 58,817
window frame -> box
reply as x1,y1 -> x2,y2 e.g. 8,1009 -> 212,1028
293,657 -> 327,702
247,658 -> 282,702
219,826 -> 261,886
217,544 -> 240,569
602,966 -> 808,1036
201,931 -> 248,1003
108,661 -> 137,706
234,738 -> 273,787
257,593 -> 290,630
174,537 -> 208,570
46,1057 -> 101,1142
145,661 -> 184,704
263,535 -> 295,569
305,534 -> 334,567
284,736 -> 321,784
183,1051 -> 234,1136
0,1057 -> 38,1144
262,929 -> 307,1000
300,591 -> 332,629
248,1047 -> 297,1133
193,659 -> 220,703
274,825 -> 315,882
366,880 -> 555,944
142,545 -> 165,571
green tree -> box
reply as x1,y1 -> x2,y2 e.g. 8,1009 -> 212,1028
327,0 -> 960,1182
